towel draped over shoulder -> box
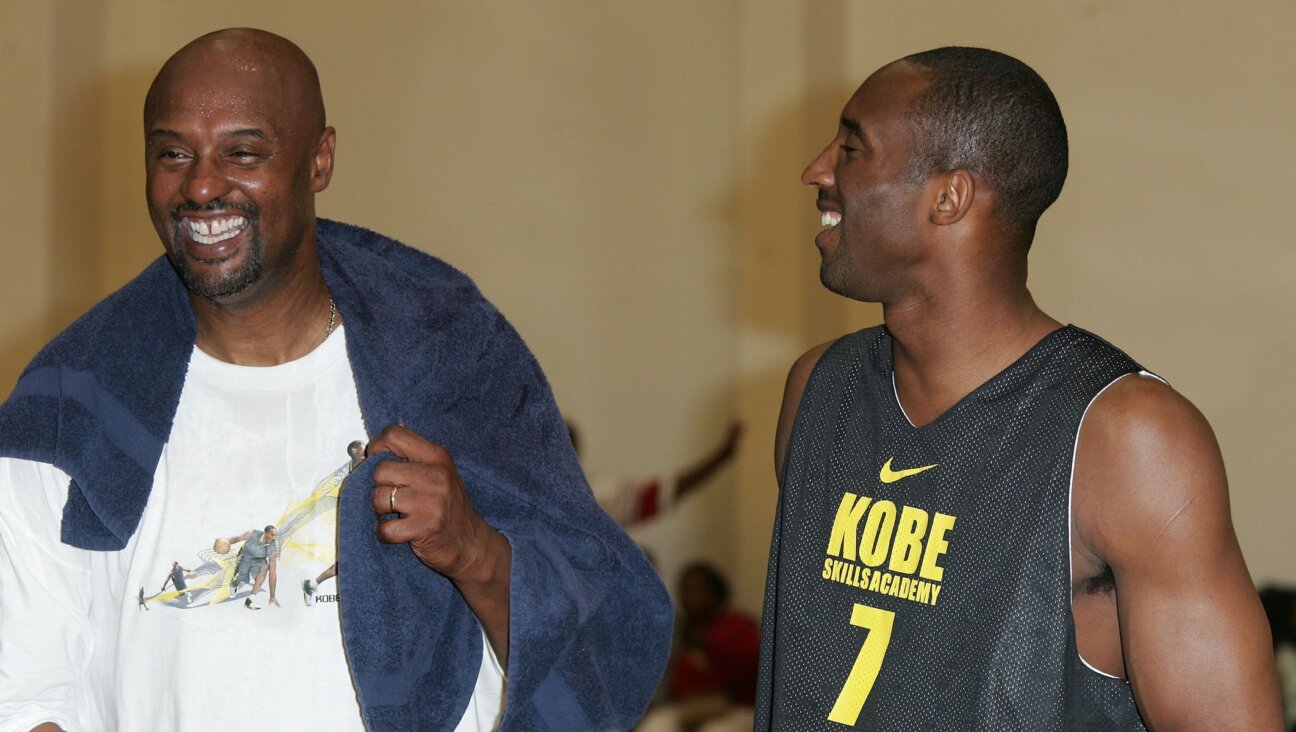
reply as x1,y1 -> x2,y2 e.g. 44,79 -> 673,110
0,219 -> 673,730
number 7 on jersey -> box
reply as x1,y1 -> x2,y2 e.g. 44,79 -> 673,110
827,603 -> 896,725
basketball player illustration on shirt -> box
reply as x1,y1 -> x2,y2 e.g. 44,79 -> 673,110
302,440 -> 364,606
138,441 -> 359,612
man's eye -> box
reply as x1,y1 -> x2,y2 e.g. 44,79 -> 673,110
839,144 -> 861,155
229,150 -> 260,161
158,150 -> 190,161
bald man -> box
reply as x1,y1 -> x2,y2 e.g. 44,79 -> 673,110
755,47 -> 1281,730
0,29 -> 670,731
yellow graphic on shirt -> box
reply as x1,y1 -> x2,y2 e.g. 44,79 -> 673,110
820,492 -> 956,607
878,457 -> 937,484
816,491 -> 958,726
828,603 -> 895,725
137,460 -> 350,610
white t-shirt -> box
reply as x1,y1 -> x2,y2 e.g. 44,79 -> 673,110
0,326 -> 505,731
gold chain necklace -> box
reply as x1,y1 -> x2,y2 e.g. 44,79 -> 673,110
322,298 -> 337,343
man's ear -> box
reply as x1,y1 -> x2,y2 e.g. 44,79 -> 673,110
929,169 -> 974,226
310,126 -> 337,193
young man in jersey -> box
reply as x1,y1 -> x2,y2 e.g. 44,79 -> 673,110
0,28 -> 670,731
755,47 -> 1282,730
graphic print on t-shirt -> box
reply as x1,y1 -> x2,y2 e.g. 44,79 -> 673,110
137,441 -> 363,611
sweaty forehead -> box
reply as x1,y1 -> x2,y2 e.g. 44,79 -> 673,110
150,62 -> 282,126
144,32 -> 322,135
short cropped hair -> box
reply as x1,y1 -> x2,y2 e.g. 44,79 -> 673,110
901,47 -> 1068,243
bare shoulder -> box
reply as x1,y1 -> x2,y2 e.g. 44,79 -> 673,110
1084,371 -> 1213,440
1073,372 -> 1229,565
774,340 -> 836,478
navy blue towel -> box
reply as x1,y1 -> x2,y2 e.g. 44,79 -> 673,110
0,219 -> 673,730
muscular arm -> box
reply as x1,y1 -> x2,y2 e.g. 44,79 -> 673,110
1072,375 -> 1282,730
774,342 -> 833,477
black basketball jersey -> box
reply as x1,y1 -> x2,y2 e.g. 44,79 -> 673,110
754,325 -> 1148,730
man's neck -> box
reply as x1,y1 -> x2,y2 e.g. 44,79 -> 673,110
883,286 -> 1061,427
190,271 -> 337,367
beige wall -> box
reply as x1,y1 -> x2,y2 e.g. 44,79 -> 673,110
2,1 -> 1293,616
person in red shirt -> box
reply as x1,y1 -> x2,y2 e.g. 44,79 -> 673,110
640,562 -> 760,732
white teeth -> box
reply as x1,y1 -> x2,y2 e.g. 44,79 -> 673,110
821,211 -> 842,228
184,215 -> 248,245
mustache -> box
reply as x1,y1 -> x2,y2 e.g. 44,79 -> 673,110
816,189 -> 841,209
170,199 -> 258,219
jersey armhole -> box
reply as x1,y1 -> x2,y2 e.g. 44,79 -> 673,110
1065,370 -> 1159,680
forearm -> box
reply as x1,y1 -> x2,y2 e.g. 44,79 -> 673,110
675,424 -> 739,497
451,529 -> 512,669
675,451 -> 728,496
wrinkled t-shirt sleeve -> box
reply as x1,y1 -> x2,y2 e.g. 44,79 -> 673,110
0,458 -> 93,732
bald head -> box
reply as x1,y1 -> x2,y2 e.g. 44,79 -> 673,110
145,28 -> 325,136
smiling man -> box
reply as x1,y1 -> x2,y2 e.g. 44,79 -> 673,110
0,28 -> 670,731
755,47 -> 1281,730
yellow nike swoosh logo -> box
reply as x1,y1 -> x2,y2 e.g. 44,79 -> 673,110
879,457 -> 937,483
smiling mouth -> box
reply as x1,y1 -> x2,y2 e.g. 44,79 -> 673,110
820,211 -> 842,228
181,215 -> 249,245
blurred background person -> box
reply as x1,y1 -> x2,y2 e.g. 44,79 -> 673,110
1261,586 -> 1296,731
639,561 -> 760,732
569,420 -> 742,528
